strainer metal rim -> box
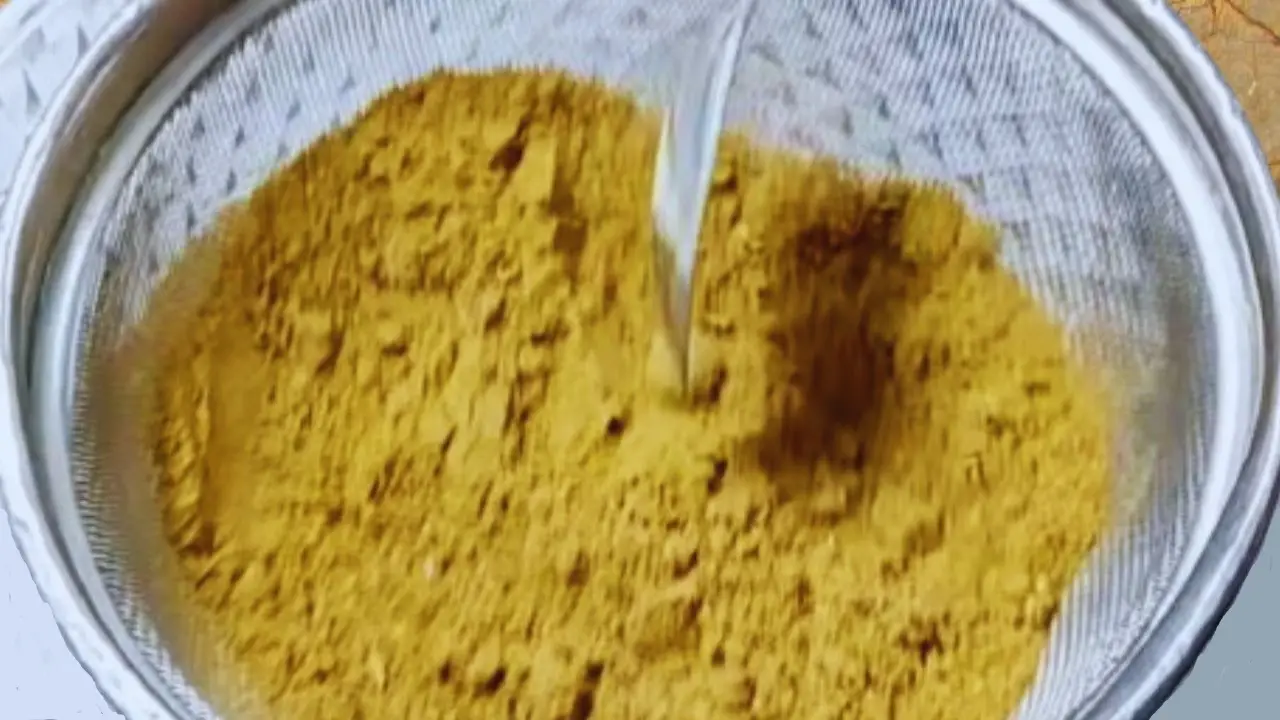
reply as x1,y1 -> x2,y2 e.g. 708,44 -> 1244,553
1,1 -> 1278,718
1036,2 -> 1280,716
1,6 -> 219,717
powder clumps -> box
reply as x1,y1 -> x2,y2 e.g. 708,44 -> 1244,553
148,69 -> 1111,719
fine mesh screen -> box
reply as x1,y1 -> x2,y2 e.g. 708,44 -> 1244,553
69,0 -> 1213,717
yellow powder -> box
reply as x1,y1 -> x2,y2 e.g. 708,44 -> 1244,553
146,69 -> 1111,719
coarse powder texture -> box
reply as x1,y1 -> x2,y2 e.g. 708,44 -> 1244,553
147,70 -> 1111,719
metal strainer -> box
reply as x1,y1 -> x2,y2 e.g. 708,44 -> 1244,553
2,0 -> 1279,717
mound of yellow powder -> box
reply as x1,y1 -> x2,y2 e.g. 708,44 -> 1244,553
145,70 -> 1110,719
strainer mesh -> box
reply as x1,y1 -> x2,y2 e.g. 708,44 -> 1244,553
70,0 -> 1213,717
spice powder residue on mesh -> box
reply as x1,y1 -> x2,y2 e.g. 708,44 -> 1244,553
144,70 -> 1111,719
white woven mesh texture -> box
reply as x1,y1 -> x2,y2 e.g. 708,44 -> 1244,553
72,0 -> 1212,717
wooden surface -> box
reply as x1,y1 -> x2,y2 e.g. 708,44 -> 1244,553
1174,0 -> 1280,180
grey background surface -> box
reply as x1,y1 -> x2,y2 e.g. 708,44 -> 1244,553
0,499 -> 1273,717
1153,516 -> 1279,719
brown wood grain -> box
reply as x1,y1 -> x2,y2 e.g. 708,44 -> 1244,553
1173,0 -> 1280,180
